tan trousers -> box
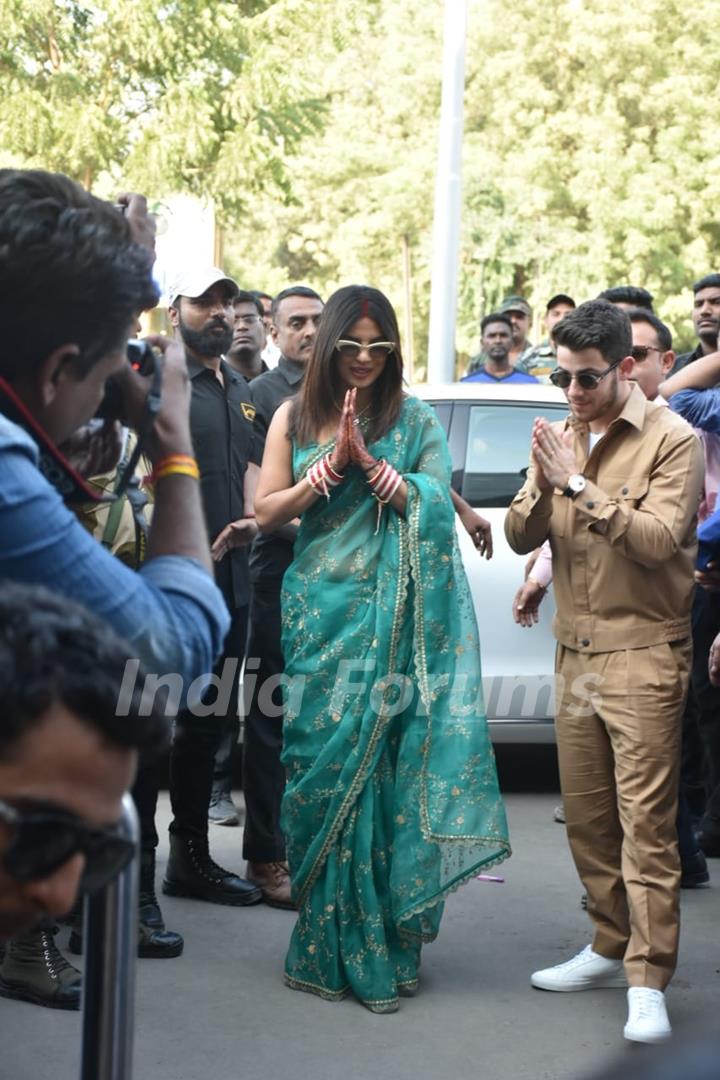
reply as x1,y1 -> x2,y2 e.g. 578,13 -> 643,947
555,640 -> 691,990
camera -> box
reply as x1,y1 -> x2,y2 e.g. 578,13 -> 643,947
97,339 -> 157,423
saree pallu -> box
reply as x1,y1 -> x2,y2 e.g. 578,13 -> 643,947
281,395 -> 510,1012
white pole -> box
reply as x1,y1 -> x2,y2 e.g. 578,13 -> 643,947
427,0 -> 468,384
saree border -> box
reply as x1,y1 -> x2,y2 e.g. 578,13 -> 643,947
284,976 -> 403,1014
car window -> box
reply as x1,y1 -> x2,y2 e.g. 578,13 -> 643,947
461,403 -> 568,508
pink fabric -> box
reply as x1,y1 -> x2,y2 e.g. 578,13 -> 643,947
529,540 -> 553,587
698,430 -> 720,523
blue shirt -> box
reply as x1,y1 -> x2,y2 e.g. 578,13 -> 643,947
669,388 -> 720,433
0,414 -> 229,682
461,367 -> 540,384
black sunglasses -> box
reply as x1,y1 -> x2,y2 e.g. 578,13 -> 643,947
549,357 -> 623,390
630,344 -> 663,362
0,799 -> 136,895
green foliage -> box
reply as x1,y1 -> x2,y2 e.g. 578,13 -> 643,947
0,0 -> 347,213
2,0 -> 719,364
228,0 -> 720,365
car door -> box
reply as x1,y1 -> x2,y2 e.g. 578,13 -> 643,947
429,396 -> 568,740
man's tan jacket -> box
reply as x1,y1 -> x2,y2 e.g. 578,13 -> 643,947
505,385 -> 705,653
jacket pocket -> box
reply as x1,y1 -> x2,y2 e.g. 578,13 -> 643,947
617,475 -> 649,507
602,474 -> 650,506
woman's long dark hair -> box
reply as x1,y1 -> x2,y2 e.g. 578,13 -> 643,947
291,285 -> 404,446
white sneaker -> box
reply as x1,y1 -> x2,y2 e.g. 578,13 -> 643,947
531,945 -> 627,991
624,987 -> 672,1043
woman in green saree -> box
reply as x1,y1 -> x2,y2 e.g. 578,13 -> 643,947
255,285 -> 510,1013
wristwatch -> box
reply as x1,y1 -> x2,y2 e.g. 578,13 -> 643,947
562,473 -> 586,499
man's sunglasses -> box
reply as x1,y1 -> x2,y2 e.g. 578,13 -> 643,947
630,344 -> 663,362
335,339 -> 397,362
549,357 -> 623,390
0,799 -> 135,895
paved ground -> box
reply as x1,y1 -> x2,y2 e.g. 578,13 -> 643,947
1,791 -> 717,1080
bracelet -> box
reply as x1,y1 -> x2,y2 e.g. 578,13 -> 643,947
153,453 -> 197,471
151,453 -> 200,482
325,457 -> 344,484
367,459 -> 402,502
153,462 -> 201,482
306,453 -> 345,500
367,458 -> 403,534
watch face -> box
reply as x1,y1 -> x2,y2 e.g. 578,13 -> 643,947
569,474 -> 585,492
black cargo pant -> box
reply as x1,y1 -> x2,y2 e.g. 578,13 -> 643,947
242,575 -> 287,863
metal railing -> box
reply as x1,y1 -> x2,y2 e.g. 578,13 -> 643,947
80,793 -> 139,1080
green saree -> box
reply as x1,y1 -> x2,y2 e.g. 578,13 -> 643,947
281,395 -> 510,1012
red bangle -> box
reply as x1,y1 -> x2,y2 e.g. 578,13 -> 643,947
306,454 -> 344,499
368,459 -> 401,502
325,458 -> 344,484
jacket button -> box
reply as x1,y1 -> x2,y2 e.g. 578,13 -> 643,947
581,638 -> 590,647
585,500 -> 595,509
622,486 -> 629,495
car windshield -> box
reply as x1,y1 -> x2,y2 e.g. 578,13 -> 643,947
461,402 -> 568,507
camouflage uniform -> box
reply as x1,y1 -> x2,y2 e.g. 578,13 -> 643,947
516,341 -> 558,385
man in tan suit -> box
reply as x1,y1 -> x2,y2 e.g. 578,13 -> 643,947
505,299 -> 704,1044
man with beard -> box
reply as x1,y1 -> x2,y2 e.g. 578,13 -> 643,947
671,273 -> 720,374
462,313 -> 539,383
163,268 -> 262,906
225,291 -> 269,383
505,300 -> 704,1044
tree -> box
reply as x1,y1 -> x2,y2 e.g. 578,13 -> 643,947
0,0 -> 357,215
460,0 -> 720,350
4,0 -> 719,362
228,0 -> 720,364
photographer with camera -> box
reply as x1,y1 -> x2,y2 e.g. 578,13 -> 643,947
0,170 -> 230,1008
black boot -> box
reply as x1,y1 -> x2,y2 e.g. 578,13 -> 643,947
681,849 -> 711,888
698,815 -> 720,857
0,927 -> 81,1010
137,850 -> 184,958
163,834 -> 262,906
68,852 -> 184,959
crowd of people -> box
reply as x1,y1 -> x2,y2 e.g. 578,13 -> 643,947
0,167 -> 718,1060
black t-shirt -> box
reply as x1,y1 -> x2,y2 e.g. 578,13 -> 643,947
248,356 -> 304,582
187,356 -> 259,608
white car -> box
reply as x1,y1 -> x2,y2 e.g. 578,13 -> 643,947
413,383 -> 568,742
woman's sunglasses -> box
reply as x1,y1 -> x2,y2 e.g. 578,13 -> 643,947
549,357 -> 623,390
335,339 -> 396,363
0,799 -> 135,895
